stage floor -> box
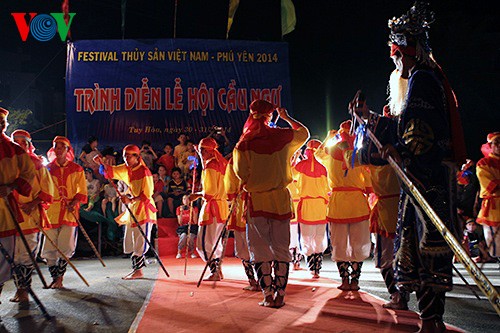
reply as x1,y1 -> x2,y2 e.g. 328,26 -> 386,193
133,256 -> 462,333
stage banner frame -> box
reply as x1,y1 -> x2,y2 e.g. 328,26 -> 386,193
65,38 -> 292,152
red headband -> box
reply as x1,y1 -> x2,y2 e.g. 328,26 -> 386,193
11,129 -> 31,141
250,99 -> 274,115
198,137 -> 218,151
487,132 -> 500,143
53,136 -> 71,148
123,144 -> 141,155
0,107 -> 9,117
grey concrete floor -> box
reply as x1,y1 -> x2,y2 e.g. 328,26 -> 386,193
321,258 -> 500,333
0,255 -> 499,333
0,256 -> 157,333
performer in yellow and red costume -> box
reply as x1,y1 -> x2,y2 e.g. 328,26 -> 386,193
233,100 -> 309,308
0,108 -> 35,298
476,132 -> 500,260
44,136 -> 87,288
225,156 -> 258,290
288,151 -> 303,270
315,120 -> 372,291
97,144 -> 157,280
191,137 -> 228,281
293,139 -> 329,278
9,130 -> 56,302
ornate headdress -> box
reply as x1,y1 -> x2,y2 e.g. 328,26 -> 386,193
388,2 -> 435,65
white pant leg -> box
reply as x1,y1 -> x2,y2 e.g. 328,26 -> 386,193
300,224 -> 327,256
42,228 -> 60,266
58,225 -> 78,260
348,220 -> 371,262
0,236 -> 15,284
196,221 -> 224,262
330,223 -> 350,262
289,223 -> 299,249
234,229 -> 250,261
43,226 -> 78,266
484,225 -> 500,258
129,223 -> 152,257
123,224 -> 133,254
247,216 -> 291,263
14,232 -> 40,265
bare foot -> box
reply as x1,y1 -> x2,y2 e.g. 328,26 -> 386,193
204,272 -> 221,281
50,276 -> 64,289
273,294 -> 285,308
9,289 -> 29,303
122,269 -> 144,280
243,280 -> 260,292
258,295 -> 274,307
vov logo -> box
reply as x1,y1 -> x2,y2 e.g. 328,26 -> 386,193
11,13 -> 76,42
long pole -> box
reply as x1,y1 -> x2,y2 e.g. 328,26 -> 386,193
105,178 -> 170,278
3,197 -> 49,289
121,201 -> 170,277
184,160 -> 197,275
351,106 -> 500,316
34,220 -> 89,287
0,239 -> 51,320
70,211 -> 106,267
196,195 -> 238,288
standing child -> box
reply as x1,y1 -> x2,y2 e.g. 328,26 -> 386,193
175,195 -> 199,258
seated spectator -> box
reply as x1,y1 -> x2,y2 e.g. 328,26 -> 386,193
166,167 -> 189,217
158,165 -> 169,183
156,143 -> 175,177
153,172 -> 166,218
79,136 -> 100,175
140,140 -> 158,170
180,140 -> 197,175
174,133 -> 188,168
176,195 -> 199,258
102,181 -> 120,217
84,168 -> 101,212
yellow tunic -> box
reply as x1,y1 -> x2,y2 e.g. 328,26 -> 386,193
0,135 -> 35,237
292,160 -> 329,225
476,154 -> 500,227
225,158 -> 245,231
106,163 -> 157,226
367,164 -> 400,237
315,146 -> 370,224
233,128 -> 309,220
46,160 -> 87,228
199,158 -> 229,226
15,157 -> 57,234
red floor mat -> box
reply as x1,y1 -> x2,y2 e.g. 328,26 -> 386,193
133,238 -> 463,332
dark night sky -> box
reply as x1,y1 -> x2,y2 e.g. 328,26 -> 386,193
0,0 -> 498,160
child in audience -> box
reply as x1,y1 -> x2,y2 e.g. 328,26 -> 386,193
176,195 -> 199,258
